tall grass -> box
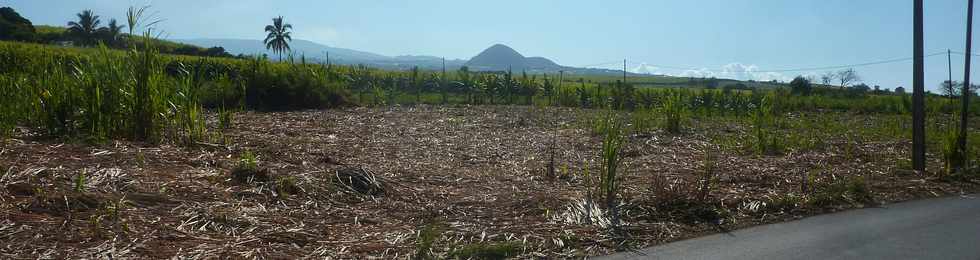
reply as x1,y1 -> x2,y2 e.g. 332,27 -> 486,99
0,39 -> 356,143
941,127 -> 966,177
660,90 -> 687,134
751,95 -> 784,155
597,110 -> 627,225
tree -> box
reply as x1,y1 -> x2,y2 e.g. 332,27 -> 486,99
98,19 -> 125,47
0,7 -> 36,42
849,83 -> 871,96
820,71 -> 836,86
789,76 -> 812,95
204,46 -> 231,57
836,68 -> 860,88
263,16 -> 292,61
67,10 -> 102,46
940,80 -> 962,98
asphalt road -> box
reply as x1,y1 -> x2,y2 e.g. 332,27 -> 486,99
599,194 -> 980,260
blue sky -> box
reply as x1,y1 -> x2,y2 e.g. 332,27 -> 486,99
2,0 -> 977,91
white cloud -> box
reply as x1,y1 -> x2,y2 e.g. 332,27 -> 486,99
718,63 -> 789,82
631,63 -> 662,75
679,68 -> 714,78
605,62 -> 792,82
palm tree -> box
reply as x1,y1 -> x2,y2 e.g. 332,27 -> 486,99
99,19 -> 125,47
263,16 -> 292,61
67,10 -> 102,46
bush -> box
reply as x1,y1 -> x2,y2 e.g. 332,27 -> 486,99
809,176 -> 873,207
941,128 -> 967,177
789,76 -> 812,96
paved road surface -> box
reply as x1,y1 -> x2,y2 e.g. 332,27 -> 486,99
599,194 -> 980,260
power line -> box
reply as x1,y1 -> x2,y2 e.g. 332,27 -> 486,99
755,51 -> 946,72
579,60 -> 624,68
951,50 -> 980,57
581,51 -> 949,73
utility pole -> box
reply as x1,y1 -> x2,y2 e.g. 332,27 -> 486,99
912,0 -> 927,171
623,59 -> 627,84
960,0 -> 974,171
949,49 -> 954,98
442,57 -> 448,104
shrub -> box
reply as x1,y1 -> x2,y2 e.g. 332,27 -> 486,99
941,128 -> 967,177
789,76 -> 812,96
809,176 -> 873,207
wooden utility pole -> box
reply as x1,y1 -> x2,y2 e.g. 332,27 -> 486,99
442,57 -> 448,104
623,59 -> 627,84
949,49 -> 954,97
960,0 -> 974,169
913,0 -> 926,171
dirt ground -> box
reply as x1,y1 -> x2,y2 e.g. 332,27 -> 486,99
1,105 -> 977,259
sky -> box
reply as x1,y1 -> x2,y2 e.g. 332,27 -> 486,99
2,0 -> 977,92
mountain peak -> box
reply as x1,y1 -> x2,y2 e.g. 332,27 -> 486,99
486,43 -> 518,52
465,44 -> 560,72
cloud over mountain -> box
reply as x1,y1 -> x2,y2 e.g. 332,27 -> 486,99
628,62 -> 789,82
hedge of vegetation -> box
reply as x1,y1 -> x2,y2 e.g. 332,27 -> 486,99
0,40 -> 977,144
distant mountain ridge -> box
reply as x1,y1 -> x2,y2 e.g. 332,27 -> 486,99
175,38 -> 389,62
176,39 -> 631,76
174,38 -> 467,70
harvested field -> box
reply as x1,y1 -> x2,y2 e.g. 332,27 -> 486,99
1,105 -> 977,259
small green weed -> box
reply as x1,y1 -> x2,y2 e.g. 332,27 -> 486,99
450,241 -> 521,260
415,222 -> 442,260
74,170 -> 87,192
